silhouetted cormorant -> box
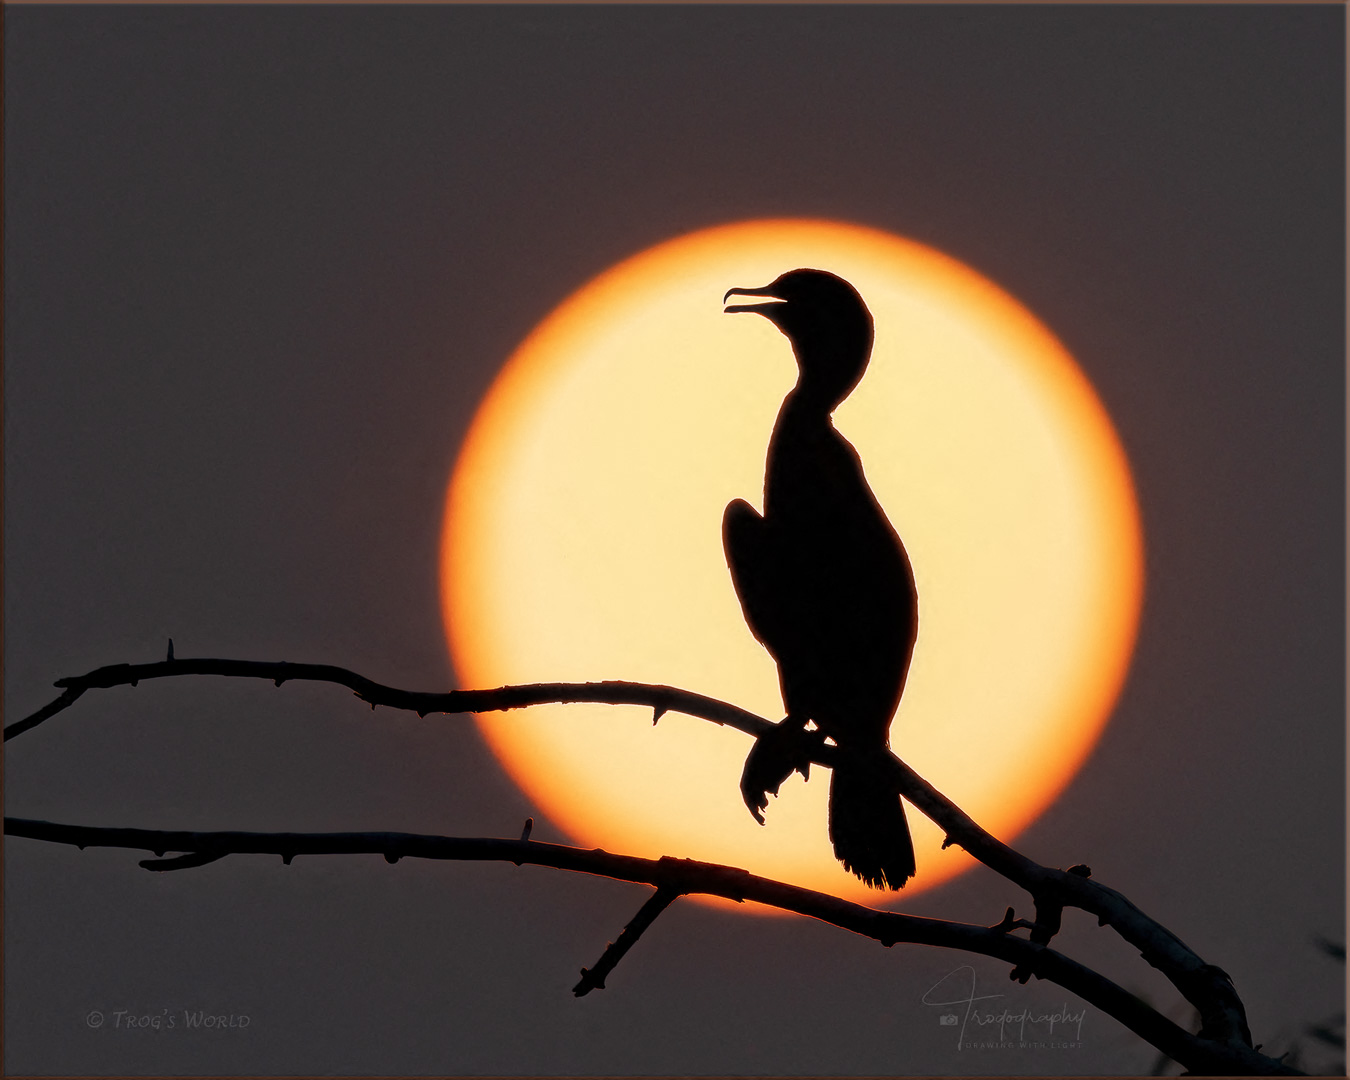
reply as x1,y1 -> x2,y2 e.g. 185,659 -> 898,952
722,268 -> 917,890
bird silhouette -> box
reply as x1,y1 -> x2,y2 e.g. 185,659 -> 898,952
722,268 -> 918,890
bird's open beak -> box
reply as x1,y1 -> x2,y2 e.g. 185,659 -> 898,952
723,285 -> 786,316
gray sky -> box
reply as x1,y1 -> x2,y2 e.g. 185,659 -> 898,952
4,5 -> 1344,1075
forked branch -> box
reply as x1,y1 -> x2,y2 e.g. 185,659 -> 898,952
5,654 -> 1291,1074
2,815 -> 1290,1075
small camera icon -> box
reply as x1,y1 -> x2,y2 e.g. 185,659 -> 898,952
939,1014 -> 959,1026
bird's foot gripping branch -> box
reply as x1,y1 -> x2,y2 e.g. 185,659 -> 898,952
5,651 -> 1300,1076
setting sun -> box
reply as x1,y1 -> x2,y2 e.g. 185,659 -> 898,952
441,219 -> 1143,908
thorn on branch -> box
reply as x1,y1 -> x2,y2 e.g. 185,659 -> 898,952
573,886 -> 680,998
1009,951 -> 1041,984
281,852 -> 294,865
140,851 -> 225,872
1200,962 -> 1235,987
513,818 -> 534,865
385,853 -> 401,864
166,639 -> 174,662
990,907 -> 1039,935
652,704 -> 667,725
575,965 -> 599,992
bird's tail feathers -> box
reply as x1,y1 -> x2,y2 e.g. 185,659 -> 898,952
828,758 -> 915,891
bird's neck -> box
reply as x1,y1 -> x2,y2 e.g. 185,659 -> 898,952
789,341 -> 867,414
764,389 -> 855,519
780,382 -> 839,425
767,390 -> 837,482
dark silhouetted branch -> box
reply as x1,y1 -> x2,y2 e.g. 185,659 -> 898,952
3,685 -> 88,740
574,886 -> 681,996
3,654 -> 1277,1071
1,815 -> 1294,1075
140,850 -> 227,871
5,657 -> 771,742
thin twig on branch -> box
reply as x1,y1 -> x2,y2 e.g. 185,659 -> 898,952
4,685 -> 88,740
574,886 -> 681,997
1,815 -> 1293,1075
4,654 -> 1284,1073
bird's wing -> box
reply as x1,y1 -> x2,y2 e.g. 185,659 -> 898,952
722,498 -> 792,659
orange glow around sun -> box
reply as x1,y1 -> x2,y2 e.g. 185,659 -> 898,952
440,218 -> 1144,910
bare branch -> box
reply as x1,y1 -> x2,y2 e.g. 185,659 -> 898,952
2,654 -> 1263,1061
574,886 -> 681,996
5,657 -> 771,742
3,685 -> 88,740
140,850 -> 227,872
1,815 -> 1295,1075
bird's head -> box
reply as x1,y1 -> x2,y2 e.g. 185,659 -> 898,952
724,268 -> 875,410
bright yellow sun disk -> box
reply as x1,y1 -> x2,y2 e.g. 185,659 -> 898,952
442,219 -> 1143,910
